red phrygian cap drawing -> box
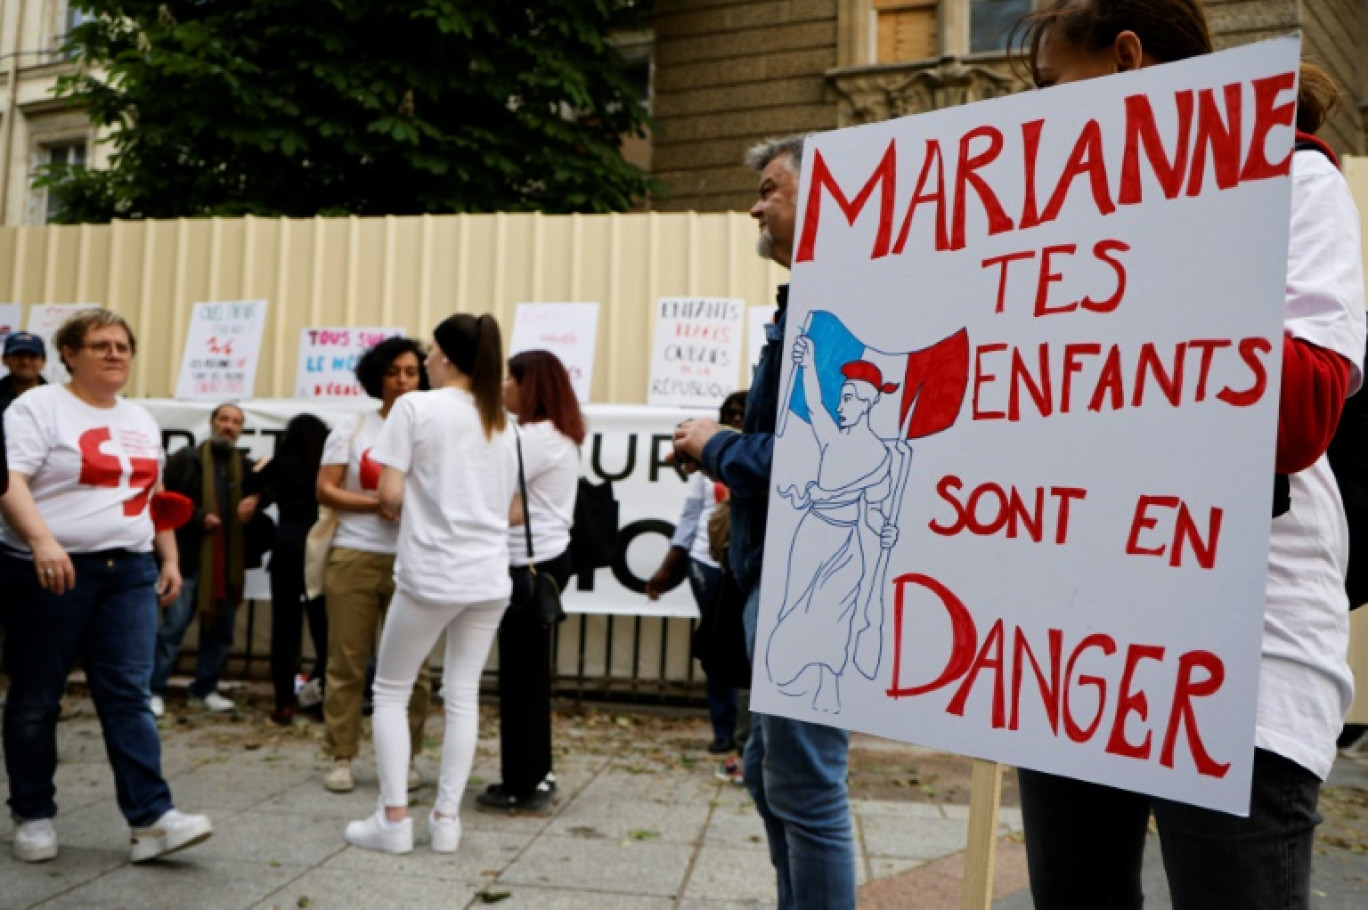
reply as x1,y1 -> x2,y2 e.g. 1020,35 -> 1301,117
840,360 -> 899,395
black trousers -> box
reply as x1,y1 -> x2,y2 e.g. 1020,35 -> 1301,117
497,549 -> 573,798
268,540 -> 328,710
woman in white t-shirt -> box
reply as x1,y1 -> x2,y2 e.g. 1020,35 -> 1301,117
1011,5 -> 1368,907
316,336 -> 430,795
344,313 -> 516,855
475,349 -> 584,815
0,310 -> 212,863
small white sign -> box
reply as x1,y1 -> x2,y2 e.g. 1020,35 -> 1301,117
509,303 -> 599,402
27,304 -> 102,384
175,300 -> 269,400
295,327 -> 403,398
648,297 -> 745,408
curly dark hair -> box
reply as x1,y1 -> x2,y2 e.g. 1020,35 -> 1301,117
354,336 -> 429,399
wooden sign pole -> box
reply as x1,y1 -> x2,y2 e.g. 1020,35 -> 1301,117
959,760 -> 1004,910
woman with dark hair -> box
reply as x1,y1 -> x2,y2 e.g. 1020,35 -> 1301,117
253,412 -> 331,725
1010,3 -> 1365,907
345,313 -> 515,855
477,349 -> 585,815
316,336 -> 430,791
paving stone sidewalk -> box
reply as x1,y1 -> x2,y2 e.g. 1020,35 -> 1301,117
2,689 -> 1364,909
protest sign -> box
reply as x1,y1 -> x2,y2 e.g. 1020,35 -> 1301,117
27,304 -> 100,383
509,303 -> 599,402
0,304 -> 22,377
295,327 -> 402,398
143,400 -> 699,617
648,297 -> 745,409
752,39 -> 1301,814
174,300 -> 268,400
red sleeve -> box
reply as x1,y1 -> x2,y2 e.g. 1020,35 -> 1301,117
1276,333 -> 1352,474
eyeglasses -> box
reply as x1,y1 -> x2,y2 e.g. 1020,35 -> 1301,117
82,341 -> 134,357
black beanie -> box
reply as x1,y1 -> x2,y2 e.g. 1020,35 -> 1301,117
433,315 -> 479,375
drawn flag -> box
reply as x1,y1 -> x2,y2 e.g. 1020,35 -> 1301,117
788,310 -> 970,439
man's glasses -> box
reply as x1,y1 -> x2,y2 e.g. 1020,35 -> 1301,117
82,341 -> 134,357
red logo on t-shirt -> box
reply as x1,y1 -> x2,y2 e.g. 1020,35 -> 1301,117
79,427 -> 159,516
359,448 -> 381,491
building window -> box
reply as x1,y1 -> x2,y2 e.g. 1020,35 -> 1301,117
28,141 -> 87,224
969,0 -> 1031,53
875,0 -> 938,64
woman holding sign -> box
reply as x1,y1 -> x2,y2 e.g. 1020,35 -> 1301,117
317,336 -> 431,793
344,314 -> 516,855
1012,3 -> 1366,908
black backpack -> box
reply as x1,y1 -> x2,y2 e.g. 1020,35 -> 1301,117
569,477 -> 619,586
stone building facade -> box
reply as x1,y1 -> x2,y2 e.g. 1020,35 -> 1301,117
648,0 -> 1368,213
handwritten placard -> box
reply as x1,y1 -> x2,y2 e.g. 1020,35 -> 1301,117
295,327 -> 402,398
508,302 -> 600,402
648,297 -> 745,408
175,300 -> 268,400
27,304 -> 102,384
754,39 -> 1302,814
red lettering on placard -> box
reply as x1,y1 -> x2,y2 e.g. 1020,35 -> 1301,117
796,141 -> 899,263
1105,644 -> 1165,760
1188,84 -> 1243,195
1161,650 -> 1230,778
1119,91 -> 1193,204
1125,495 -> 1223,569
951,126 -> 1015,249
1063,633 -> 1116,742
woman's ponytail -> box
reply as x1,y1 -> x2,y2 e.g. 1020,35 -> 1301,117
469,314 -> 506,439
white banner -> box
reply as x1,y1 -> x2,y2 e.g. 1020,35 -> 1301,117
648,296 -> 745,408
295,327 -> 402,398
142,400 -> 701,617
175,300 -> 269,400
755,39 -> 1300,813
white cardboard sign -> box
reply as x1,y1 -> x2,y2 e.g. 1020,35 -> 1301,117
295,327 -> 402,398
753,39 -> 1301,814
175,300 -> 269,400
648,297 -> 746,408
508,303 -> 599,402
27,303 -> 101,384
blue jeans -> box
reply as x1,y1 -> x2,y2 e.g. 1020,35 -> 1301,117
1018,748 -> 1322,909
741,585 -> 856,910
150,574 -> 236,698
1,549 -> 173,826
689,559 -> 737,747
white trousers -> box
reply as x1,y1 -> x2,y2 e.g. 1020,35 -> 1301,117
372,590 -> 505,816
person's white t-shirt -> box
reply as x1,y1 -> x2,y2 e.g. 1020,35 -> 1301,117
1259,150 -> 1367,780
1,384 -> 163,554
688,472 -> 725,567
509,419 -> 578,567
322,410 -> 399,555
372,387 -> 516,604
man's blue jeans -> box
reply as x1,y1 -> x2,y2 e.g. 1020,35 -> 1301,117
1,549 -> 173,827
741,585 -> 856,910
150,574 -> 236,698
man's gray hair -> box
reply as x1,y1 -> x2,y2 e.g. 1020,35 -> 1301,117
743,135 -> 807,174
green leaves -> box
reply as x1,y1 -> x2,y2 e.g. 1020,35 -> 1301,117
52,0 -> 655,221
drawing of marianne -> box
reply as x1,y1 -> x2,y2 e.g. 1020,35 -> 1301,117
768,330 -> 900,714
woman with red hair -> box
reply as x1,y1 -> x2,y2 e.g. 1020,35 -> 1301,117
476,349 -> 585,815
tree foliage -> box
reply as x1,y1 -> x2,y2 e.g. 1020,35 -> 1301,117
45,1 -> 655,222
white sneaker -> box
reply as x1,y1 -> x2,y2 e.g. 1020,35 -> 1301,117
12,817 -> 58,862
407,763 -> 422,791
189,691 -> 234,713
129,809 -> 213,862
149,695 -> 165,718
428,811 -> 461,854
297,678 -> 323,709
344,810 -> 412,854
324,759 -> 355,793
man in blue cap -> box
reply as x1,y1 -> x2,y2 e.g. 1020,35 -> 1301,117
1,332 -> 47,417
